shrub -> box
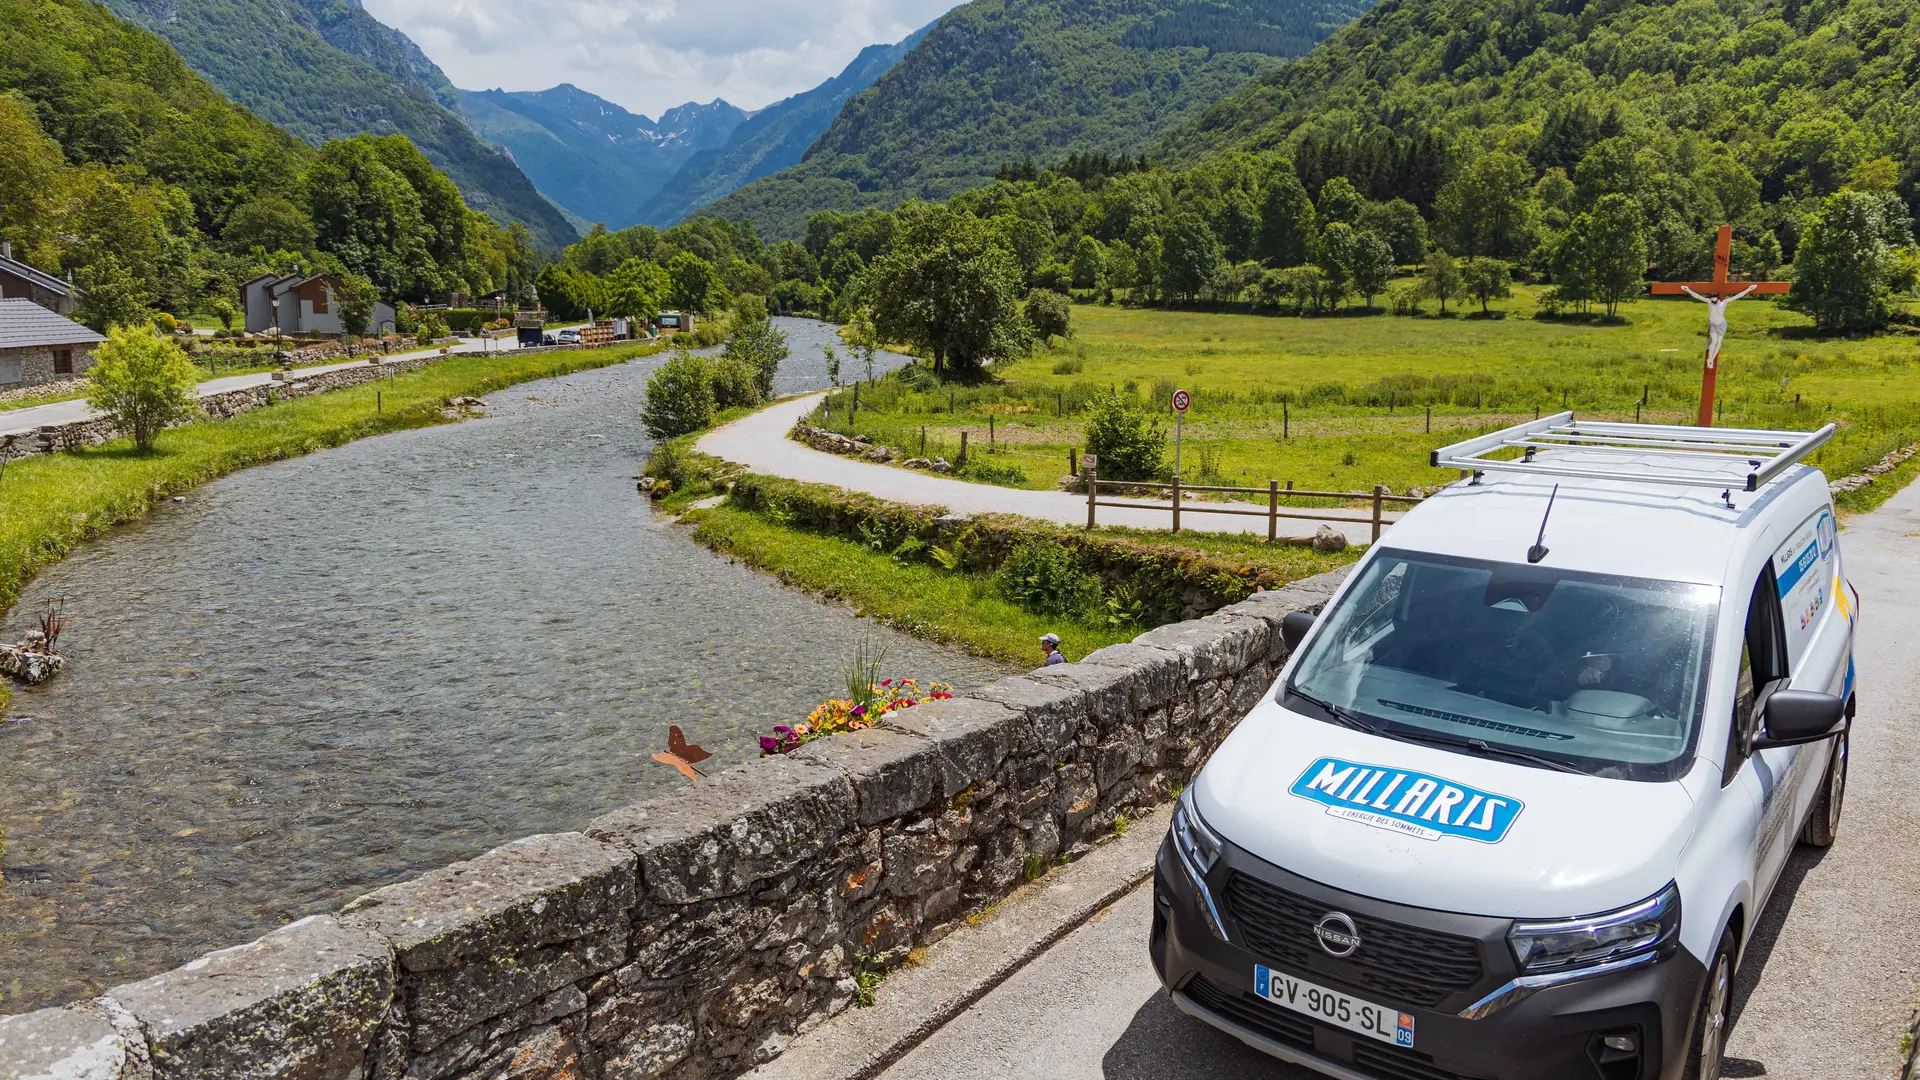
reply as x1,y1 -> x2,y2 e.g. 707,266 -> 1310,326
151,312 -> 178,334
708,356 -> 762,409
1083,391 -> 1167,480
1026,289 -> 1072,342
1051,354 -> 1085,375
996,538 -> 1102,618
1387,281 -> 1425,316
85,327 -> 202,452
415,314 -> 449,346
721,312 -> 789,401
642,349 -> 715,439
955,456 -> 1027,486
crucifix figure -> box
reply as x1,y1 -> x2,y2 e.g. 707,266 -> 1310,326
1651,226 -> 1790,426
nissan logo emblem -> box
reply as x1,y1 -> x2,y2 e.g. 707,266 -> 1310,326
1314,912 -> 1362,958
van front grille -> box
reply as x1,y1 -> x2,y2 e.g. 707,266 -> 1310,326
1183,975 -> 1485,1080
1222,873 -> 1484,1007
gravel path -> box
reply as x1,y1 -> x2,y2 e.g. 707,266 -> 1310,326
697,393 -> 1397,541
873,478 -> 1920,1080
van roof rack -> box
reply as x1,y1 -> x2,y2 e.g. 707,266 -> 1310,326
1431,412 -> 1836,493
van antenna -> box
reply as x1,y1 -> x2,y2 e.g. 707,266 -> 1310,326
1527,485 -> 1559,564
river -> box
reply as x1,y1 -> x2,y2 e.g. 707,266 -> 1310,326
0,319 -> 1010,1012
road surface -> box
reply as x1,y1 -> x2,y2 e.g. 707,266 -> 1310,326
698,393 -> 1401,541
879,477 -> 1920,1080
0,335 -> 525,439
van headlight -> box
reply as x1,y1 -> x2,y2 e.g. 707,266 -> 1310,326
1170,789 -> 1229,940
1508,883 -> 1681,974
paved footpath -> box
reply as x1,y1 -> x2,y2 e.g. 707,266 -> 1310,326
859,478 -> 1920,1080
698,393 -> 1398,540
0,335 -> 524,439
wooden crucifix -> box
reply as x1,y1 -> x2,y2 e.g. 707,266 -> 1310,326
1651,226 -> 1790,427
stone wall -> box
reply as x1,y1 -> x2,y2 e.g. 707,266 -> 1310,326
0,342 -> 96,389
0,572 -> 1349,1080
0,351 -> 454,461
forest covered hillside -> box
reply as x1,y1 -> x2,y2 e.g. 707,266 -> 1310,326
700,0 -> 1374,239
103,0 -> 578,249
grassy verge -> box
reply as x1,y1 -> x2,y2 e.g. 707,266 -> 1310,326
0,341 -> 665,614
687,503 -> 1139,664
813,291 -> 1920,509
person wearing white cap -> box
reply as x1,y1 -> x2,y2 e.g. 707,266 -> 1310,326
1040,632 -> 1067,666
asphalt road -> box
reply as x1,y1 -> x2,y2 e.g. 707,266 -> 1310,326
698,393 -> 1402,540
881,477 -> 1920,1080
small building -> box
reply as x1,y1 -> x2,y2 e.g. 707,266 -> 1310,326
0,242 -> 79,316
0,298 -> 105,388
240,273 -> 395,336
656,310 -> 694,331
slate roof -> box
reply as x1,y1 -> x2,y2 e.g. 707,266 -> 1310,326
0,253 -> 75,297
0,298 -> 106,349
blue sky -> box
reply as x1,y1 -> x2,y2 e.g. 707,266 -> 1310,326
361,0 -> 961,119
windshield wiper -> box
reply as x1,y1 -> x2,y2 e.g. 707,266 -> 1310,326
1381,726 -> 1584,774
1286,687 -> 1379,734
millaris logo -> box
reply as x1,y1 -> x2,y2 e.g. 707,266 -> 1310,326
1314,912 -> 1362,958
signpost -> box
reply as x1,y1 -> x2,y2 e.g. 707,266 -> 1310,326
1650,226 -> 1790,427
1171,388 -> 1191,477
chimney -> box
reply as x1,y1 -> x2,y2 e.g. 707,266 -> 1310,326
1,240 -> 10,260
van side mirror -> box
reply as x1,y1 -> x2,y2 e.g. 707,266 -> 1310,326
1752,689 -> 1846,749
1281,612 -> 1316,652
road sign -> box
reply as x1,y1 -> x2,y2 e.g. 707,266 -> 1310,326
1172,388 -> 1191,413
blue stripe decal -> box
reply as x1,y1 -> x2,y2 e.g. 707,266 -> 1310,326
1775,540 -> 1819,597
1289,757 -> 1524,844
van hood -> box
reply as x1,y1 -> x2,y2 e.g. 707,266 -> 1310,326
1195,698 -> 1697,920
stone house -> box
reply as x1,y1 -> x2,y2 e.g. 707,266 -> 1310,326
0,298 -> 105,388
0,241 -> 79,316
241,272 -> 396,336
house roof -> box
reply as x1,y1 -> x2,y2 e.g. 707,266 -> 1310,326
269,273 -> 331,297
0,253 -> 77,297
0,298 -> 106,349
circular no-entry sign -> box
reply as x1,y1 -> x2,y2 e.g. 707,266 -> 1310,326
1172,388 -> 1191,413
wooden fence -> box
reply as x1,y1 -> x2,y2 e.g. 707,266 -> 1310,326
1082,467 -> 1423,542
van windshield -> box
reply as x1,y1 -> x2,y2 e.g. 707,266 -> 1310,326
1286,550 -> 1719,782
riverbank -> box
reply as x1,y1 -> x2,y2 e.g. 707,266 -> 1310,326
0,342 -> 663,617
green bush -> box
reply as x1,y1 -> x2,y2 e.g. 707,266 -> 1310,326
84,327 -> 202,452
1026,289 -> 1072,341
709,356 -> 762,409
955,456 -> 1028,485
642,349 -> 715,439
1083,391 -> 1167,480
996,538 -> 1102,618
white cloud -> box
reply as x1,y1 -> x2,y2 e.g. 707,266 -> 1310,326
361,0 -> 960,118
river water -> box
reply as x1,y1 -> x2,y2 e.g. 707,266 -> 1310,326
0,319 -> 1009,1012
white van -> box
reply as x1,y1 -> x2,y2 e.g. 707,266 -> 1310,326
1154,415 -> 1856,1080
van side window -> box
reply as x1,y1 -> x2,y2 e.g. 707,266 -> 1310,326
1725,566 -> 1789,780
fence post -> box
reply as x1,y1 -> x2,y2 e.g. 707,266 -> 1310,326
1069,447 -> 1078,476
1085,460 -> 1097,529
921,427 -> 926,456
1283,399 -> 1289,440
1372,484 -> 1385,544
989,414 -> 995,446
1268,479 -> 1278,543
959,430 -> 969,466
1171,474 -> 1182,534
1425,404 -> 1431,433
851,384 -> 859,427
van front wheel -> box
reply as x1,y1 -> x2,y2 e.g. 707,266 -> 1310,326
1800,728 -> 1847,848
1684,931 -> 1737,1080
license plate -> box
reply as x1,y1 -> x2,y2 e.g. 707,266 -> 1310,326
1254,964 -> 1416,1048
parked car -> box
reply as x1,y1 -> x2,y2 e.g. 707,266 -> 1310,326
556,328 -> 581,345
1154,414 -> 1855,1080
542,332 -> 557,346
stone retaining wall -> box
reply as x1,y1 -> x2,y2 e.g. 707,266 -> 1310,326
0,351 -> 455,461
0,571 -> 1348,1080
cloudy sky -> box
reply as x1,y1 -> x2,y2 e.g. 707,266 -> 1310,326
361,0 -> 962,119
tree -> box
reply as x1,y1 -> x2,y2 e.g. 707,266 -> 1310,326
845,308 -> 881,383
333,273 -> 380,351
707,357 -> 761,409
1157,213 -> 1223,302
822,343 -> 842,388
221,195 -> 316,255
1358,199 -> 1429,264
1788,190 -> 1902,333
1069,236 -> 1107,290
85,327 -> 202,452
1435,151 -> 1536,259
211,298 -> 235,332
863,202 -> 1032,378
1554,195 -> 1646,317
1257,168 -> 1316,267
1421,250 -> 1465,314
72,255 -> 150,332
1461,259 -> 1513,315
666,252 -> 719,314
1314,223 -> 1360,308
722,309 -> 790,401
1351,233 -> 1397,309
1315,177 -> 1365,224
641,349 -> 715,439
607,258 -> 669,321
1026,289 -> 1072,342
1082,391 -> 1166,480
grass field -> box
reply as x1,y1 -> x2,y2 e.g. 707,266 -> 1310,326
0,341 -> 665,617
816,287 -> 1920,513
